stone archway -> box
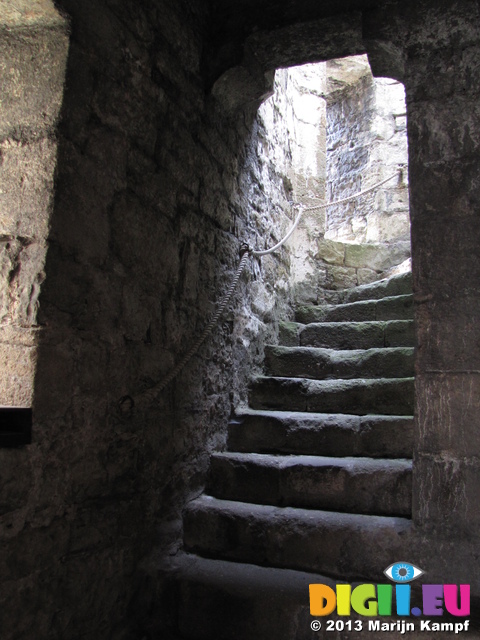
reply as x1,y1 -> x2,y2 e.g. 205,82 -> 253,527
205,0 -> 480,593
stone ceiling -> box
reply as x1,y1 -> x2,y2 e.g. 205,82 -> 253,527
208,0 -> 382,30
203,0 -> 386,93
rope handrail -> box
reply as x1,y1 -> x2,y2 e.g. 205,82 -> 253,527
250,171 -> 400,257
119,170 -> 401,411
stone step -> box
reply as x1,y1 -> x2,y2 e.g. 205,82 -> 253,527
228,410 -> 413,458
278,320 -> 306,347
342,271 -> 413,303
207,452 -> 412,516
298,319 -> 415,349
183,495 -> 411,580
151,553 -> 335,640
249,376 -> 414,415
153,553 -> 433,640
265,345 -> 414,380
296,294 -> 414,324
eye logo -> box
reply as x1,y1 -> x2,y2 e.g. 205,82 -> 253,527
384,561 -> 424,583
310,561 -> 470,620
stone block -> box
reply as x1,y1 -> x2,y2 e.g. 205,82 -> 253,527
323,289 -> 344,305
184,495 -> 410,581
265,345 -> 414,380
324,219 -> 354,242
32,342 -> 75,420
292,93 -> 324,124
281,456 -> 411,516
376,294 -> 414,321
321,299 -> 377,322
0,138 -> 57,238
207,453 -> 280,506
0,238 -> 19,321
250,281 -> 275,322
0,238 -> 46,325
357,267 -> 379,285
154,554 -> 336,640
409,96 -> 480,164
409,158 -> 480,224
0,515 -> 70,588
344,272 -> 412,302
0,22 -> 68,140
371,113 -> 395,141
208,451 -> 412,516
0,0 -> 66,28
0,324 -> 37,347
315,237 -> 344,265
300,321 -> 385,350
351,214 -> 368,237
278,321 -> 301,347
384,320 -> 416,348
365,210 -> 411,243
345,242 -> 410,271
325,264 -> 357,289
413,453 -> 480,536
230,409 -> 413,459
0,341 -> 36,406
413,213 -> 480,305
52,143 -> 119,266
292,280 -> 319,306
415,373 -> 480,457
415,295 -> 480,371
383,187 -> 410,213
9,241 -> 47,325
299,206 -> 326,231
249,376 -> 414,415
110,192 -> 179,285
345,244 -> 381,269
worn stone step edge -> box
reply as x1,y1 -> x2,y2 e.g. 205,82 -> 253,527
265,345 -> 414,380
249,376 -> 415,415
298,319 -> 415,349
228,409 -> 414,458
151,552 -> 437,640
207,452 -> 412,516
279,320 -> 415,349
183,495 -> 412,581
296,294 -> 414,324
150,553 -> 333,640
342,272 -> 413,303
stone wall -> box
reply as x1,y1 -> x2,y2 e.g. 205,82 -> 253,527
0,2 -> 69,407
280,65 -> 330,305
309,237 -> 411,302
258,59 -> 411,305
325,56 -> 410,245
2,0 -> 480,636
0,1 -> 294,638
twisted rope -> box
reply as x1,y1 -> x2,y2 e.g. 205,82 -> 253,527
250,171 -> 400,257
120,170 -> 401,410
120,251 -> 251,410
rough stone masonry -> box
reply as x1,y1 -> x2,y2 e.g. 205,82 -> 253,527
0,0 -> 479,638
0,1 -> 294,637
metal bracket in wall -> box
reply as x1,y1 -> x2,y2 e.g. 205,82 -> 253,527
0,407 -> 32,447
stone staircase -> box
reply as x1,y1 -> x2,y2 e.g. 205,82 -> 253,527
154,272 -> 416,640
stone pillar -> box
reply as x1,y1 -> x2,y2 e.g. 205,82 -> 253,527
408,43 -> 480,539
366,0 -> 480,586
